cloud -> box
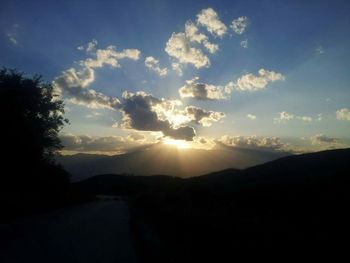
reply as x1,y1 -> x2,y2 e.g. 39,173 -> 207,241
86,111 -> 102,118
127,133 -> 146,142
165,32 -> 210,68
185,21 -> 219,53
297,116 -> 312,122
240,39 -> 248,48
171,62 -> 183,76
53,67 -> 120,109
274,112 -> 315,123
247,114 -> 256,120
165,9 -> 226,69
336,108 -> 350,121
144,56 -> 168,77
81,45 -> 140,69
179,77 -> 226,100
196,8 -> 227,37
310,134 -> 338,144
118,91 -> 196,141
273,111 -> 294,123
218,135 -> 287,151
77,39 -> 98,52
316,46 -> 325,54
60,134 -> 130,153
234,69 -> 285,91
7,24 -> 19,45
53,42 -> 140,109
231,16 -> 248,34
185,106 -> 225,127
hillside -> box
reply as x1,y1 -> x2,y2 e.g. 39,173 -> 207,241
74,148 -> 350,261
58,143 -> 289,181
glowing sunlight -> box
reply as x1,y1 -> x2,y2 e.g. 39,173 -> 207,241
163,138 -> 190,149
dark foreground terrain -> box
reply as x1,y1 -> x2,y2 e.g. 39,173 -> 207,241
0,200 -> 136,263
76,148 -> 350,262
1,149 -> 349,262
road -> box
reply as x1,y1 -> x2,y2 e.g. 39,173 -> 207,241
0,200 -> 136,263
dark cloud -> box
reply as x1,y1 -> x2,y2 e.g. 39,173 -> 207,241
218,135 -> 287,151
185,106 -> 225,127
179,78 -> 226,100
60,134 -> 128,152
119,91 -> 195,141
310,134 -> 338,144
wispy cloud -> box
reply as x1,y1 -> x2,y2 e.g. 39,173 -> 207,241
231,16 -> 248,35
240,39 -> 248,48
7,24 -> 20,45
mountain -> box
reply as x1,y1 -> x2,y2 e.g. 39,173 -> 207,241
73,148 -> 350,261
57,143 -> 289,181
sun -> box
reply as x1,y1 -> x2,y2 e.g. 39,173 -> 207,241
163,138 -> 190,149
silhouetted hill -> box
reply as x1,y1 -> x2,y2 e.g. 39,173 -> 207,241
58,143 -> 289,181
73,149 -> 350,260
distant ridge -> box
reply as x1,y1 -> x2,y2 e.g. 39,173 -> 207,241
57,143 -> 289,181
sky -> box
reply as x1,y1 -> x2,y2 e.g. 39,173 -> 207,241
1,0 -> 350,154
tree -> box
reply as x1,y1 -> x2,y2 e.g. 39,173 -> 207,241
0,69 -> 70,211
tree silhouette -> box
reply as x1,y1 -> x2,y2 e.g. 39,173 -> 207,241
0,68 -> 70,216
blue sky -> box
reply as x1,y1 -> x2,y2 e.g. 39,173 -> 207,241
1,0 -> 350,154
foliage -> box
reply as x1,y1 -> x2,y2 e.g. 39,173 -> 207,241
0,68 -> 70,219
0,68 -> 68,162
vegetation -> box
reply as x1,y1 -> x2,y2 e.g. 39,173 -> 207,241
0,69 -> 70,220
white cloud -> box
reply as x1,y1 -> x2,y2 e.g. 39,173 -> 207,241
165,32 -> 210,68
179,77 -> 226,100
234,69 -> 285,91
165,9 -> 226,70
53,67 -> 120,110
247,114 -> 256,120
274,112 -> 315,123
274,111 -> 294,123
185,21 -> 219,54
196,8 -> 227,37
145,56 -> 168,77
240,39 -> 248,48
336,108 -> 350,121
81,45 -> 140,69
53,42 -> 140,109
231,16 -> 248,34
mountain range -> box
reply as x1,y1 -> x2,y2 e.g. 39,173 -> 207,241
57,143 -> 290,181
